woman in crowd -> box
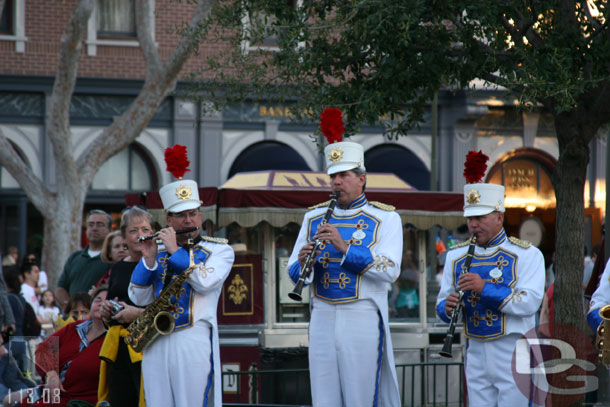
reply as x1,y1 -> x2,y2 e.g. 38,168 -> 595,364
95,230 -> 129,287
98,206 -> 153,407
4,287 -> 107,407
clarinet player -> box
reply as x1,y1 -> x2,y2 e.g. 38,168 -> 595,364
286,109 -> 402,407
436,151 -> 545,407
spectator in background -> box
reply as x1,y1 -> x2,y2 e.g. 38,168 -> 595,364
55,210 -> 112,310
38,290 -> 61,337
95,230 -> 129,288
21,254 -> 47,300
19,263 -> 40,317
3,286 -> 108,407
62,293 -> 91,325
1,248 -> 18,268
98,206 -> 153,407
3,267 -> 31,373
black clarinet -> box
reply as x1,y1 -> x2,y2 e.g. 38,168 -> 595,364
288,193 -> 338,302
138,227 -> 200,242
439,235 -> 477,358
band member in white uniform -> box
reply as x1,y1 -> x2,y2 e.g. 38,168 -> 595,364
129,146 -> 234,407
436,152 -> 545,407
287,111 -> 402,407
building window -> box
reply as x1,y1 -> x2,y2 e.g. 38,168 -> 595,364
91,144 -> 155,191
0,0 -> 27,53
96,0 -> 136,38
87,0 -> 148,56
0,1 -> 13,35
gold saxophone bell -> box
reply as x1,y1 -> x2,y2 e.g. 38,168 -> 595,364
153,311 -> 175,335
596,305 -> 610,367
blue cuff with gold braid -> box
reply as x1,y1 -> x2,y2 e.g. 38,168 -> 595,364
288,261 -> 301,284
341,245 -> 373,274
131,260 -> 154,286
479,283 -> 512,310
436,299 -> 451,323
588,308 -> 603,332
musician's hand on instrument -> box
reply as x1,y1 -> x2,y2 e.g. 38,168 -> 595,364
315,225 -> 348,254
157,227 -> 179,254
139,235 -> 158,267
298,242 -> 318,267
445,292 -> 460,316
458,273 -> 485,294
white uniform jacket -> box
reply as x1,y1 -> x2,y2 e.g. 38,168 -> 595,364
129,237 -> 235,406
587,258 -> 610,331
436,229 -> 545,340
287,193 -> 402,405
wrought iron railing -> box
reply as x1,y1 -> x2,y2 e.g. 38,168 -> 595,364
222,361 -> 464,407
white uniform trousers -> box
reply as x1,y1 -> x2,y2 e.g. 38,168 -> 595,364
141,320 -> 214,407
465,333 -> 530,407
309,299 -> 383,407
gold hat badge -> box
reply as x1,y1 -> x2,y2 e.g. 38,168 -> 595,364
176,185 -> 192,200
466,189 -> 480,205
329,146 -> 343,162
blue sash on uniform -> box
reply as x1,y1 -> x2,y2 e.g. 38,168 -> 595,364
452,236 -> 517,340
309,209 -> 382,304
152,246 -> 210,330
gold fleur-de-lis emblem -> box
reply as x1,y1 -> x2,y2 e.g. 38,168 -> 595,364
228,274 -> 248,305
328,147 -> 343,162
176,185 -> 192,200
466,189 -> 480,204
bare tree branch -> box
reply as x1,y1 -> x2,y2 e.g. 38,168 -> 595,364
136,0 -> 161,73
47,0 -> 94,201
0,129 -> 51,209
77,0 -> 216,186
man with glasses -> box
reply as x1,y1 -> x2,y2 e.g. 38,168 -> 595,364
56,210 -> 112,309
129,177 -> 234,407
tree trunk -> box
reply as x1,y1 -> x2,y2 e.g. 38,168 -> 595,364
552,112 -> 589,332
41,195 -> 83,288
550,111 -> 595,406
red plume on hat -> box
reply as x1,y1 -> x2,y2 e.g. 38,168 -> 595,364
165,144 -> 191,179
320,108 -> 344,144
463,150 -> 489,184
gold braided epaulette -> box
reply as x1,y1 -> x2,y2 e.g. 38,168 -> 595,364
451,237 -> 473,249
201,236 -> 229,245
508,236 -> 532,249
369,201 -> 396,211
308,200 -> 332,210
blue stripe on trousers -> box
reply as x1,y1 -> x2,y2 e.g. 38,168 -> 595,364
373,311 -> 384,407
203,329 -> 214,406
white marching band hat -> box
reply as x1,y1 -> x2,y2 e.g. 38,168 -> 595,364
159,179 -> 202,213
463,183 -> 505,217
324,141 -> 366,175
160,145 -> 201,213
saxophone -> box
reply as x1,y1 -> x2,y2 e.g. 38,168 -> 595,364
596,305 -> 610,367
124,243 -> 196,353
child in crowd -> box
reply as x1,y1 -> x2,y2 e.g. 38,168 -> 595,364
38,290 -> 61,336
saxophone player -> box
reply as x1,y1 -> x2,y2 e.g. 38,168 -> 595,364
128,146 -> 234,407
